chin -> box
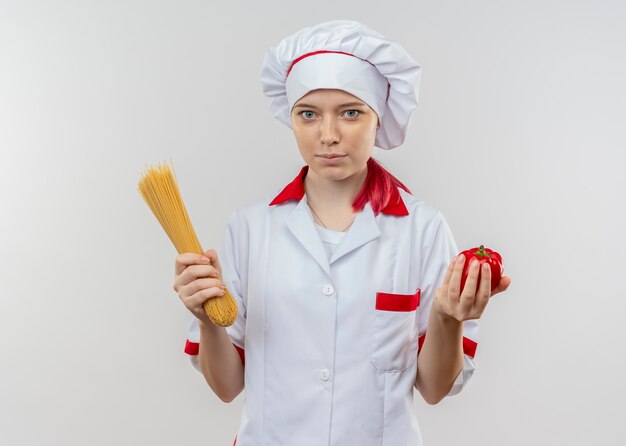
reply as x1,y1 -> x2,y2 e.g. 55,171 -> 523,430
322,170 -> 350,181
315,165 -> 358,182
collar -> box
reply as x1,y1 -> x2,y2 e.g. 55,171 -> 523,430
269,165 -> 409,216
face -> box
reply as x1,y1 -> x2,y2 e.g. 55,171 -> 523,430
290,89 -> 380,182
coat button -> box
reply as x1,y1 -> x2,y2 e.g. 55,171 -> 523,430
319,369 -> 331,381
322,284 -> 335,296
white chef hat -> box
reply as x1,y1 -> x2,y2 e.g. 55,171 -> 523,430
260,20 -> 422,150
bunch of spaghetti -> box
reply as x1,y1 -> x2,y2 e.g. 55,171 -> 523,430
137,160 -> 237,327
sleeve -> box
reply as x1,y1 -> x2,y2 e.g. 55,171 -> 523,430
184,210 -> 248,373
416,210 -> 478,397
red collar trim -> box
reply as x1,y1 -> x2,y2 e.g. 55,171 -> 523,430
382,187 -> 410,216
269,166 -> 409,216
269,166 -> 308,206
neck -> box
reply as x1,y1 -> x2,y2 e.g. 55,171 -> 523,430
304,166 -> 367,214
304,168 -> 367,231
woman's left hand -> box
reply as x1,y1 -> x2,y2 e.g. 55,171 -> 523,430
433,255 -> 512,322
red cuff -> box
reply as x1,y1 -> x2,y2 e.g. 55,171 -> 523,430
233,344 -> 245,367
417,334 -> 477,359
184,340 -> 199,355
184,340 -> 245,367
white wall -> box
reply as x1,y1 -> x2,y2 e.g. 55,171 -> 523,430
1,0 -> 625,444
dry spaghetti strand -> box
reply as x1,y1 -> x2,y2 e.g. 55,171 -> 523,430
137,160 -> 237,327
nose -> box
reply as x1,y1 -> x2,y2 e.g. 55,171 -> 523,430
320,117 -> 340,145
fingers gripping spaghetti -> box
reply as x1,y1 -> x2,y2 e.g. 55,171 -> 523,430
137,161 -> 238,327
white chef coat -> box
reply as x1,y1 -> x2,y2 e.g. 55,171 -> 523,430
314,223 -> 347,258
185,166 -> 479,446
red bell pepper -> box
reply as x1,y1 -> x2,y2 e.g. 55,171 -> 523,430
459,245 -> 503,293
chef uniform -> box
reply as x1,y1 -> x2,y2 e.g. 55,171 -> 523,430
185,20 -> 479,446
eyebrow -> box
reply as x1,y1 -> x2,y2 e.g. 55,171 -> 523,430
293,101 -> 367,109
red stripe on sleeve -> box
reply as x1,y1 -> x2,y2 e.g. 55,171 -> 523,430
417,334 -> 477,359
184,340 -> 199,355
234,344 -> 245,367
185,340 -> 246,366
463,337 -> 478,358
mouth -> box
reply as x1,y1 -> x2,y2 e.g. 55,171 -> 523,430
317,154 -> 347,159
316,154 -> 347,165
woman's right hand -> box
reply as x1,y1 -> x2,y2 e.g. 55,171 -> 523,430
173,249 -> 226,324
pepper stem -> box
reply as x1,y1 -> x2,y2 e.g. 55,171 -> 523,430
475,245 -> 490,257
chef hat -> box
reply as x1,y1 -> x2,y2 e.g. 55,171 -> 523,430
260,20 -> 422,150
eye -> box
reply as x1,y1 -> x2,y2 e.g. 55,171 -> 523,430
300,111 -> 316,120
343,110 -> 360,119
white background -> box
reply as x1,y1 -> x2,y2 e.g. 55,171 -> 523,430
1,0 -> 625,445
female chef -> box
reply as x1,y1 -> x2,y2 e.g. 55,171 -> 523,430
173,20 -> 511,446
